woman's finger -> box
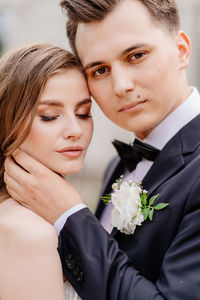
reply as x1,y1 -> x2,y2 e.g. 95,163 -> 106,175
12,149 -> 49,175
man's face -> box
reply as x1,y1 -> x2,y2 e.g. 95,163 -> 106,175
75,0 -> 190,139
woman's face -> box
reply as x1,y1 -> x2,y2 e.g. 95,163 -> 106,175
20,69 -> 93,175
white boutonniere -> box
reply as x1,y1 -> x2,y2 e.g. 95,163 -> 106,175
102,176 -> 169,235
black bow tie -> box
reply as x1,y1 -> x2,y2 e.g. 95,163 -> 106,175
112,139 -> 160,172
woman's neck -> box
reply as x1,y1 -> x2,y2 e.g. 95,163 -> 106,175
0,186 -> 9,203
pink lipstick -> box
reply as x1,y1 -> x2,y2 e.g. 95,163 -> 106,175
57,146 -> 83,158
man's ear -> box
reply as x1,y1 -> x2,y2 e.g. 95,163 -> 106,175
177,30 -> 191,70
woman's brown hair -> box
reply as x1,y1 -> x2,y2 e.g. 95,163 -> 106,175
0,43 -> 82,199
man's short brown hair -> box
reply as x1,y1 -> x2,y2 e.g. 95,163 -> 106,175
60,0 -> 180,55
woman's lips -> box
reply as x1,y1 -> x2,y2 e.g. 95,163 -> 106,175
57,146 -> 83,158
119,100 -> 147,112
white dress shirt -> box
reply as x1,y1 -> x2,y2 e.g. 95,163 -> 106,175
54,87 -> 200,235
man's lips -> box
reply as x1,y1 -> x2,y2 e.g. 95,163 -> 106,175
119,100 -> 147,112
57,146 -> 83,158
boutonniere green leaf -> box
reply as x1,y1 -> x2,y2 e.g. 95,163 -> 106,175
141,191 -> 168,221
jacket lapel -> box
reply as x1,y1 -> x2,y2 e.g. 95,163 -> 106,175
142,114 -> 200,197
142,134 -> 184,197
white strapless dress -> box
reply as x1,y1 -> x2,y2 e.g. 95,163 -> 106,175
64,281 -> 82,300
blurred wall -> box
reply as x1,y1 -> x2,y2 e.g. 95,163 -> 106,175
0,0 -> 200,211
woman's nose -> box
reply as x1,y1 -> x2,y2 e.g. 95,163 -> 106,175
62,117 -> 83,140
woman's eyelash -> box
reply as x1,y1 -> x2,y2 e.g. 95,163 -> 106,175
40,114 -> 91,121
77,114 -> 92,119
40,115 -> 59,121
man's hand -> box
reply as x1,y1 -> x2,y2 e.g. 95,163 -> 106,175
4,150 -> 82,224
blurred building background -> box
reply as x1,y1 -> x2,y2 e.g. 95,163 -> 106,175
0,0 -> 200,211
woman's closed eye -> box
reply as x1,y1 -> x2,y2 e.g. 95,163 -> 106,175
76,113 -> 92,119
40,115 -> 60,121
76,103 -> 92,119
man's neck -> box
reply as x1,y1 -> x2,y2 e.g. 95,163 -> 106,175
135,85 -> 192,140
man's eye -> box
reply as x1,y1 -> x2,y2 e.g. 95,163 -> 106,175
40,115 -> 59,121
128,52 -> 145,62
93,66 -> 108,76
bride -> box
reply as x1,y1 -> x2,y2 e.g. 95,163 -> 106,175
0,43 -> 93,299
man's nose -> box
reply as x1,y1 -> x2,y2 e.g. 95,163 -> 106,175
111,64 -> 135,97
63,116 -> 83,140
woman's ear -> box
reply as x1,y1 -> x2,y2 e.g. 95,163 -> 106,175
177,30 -> 191,70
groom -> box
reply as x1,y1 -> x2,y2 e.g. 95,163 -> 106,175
4,0 -> 200,299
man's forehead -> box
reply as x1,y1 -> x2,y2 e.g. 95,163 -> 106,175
75,0 -> 173,66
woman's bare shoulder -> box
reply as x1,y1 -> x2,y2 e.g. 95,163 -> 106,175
0,198 -> 58,245
0,199 -> 65,300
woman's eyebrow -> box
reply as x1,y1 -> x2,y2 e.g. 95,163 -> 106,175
39,100 -> 64,107
76,98 -> 92,107
39,98 -> 91,107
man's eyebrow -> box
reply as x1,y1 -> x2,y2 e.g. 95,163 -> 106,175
84,61 -> 104,71
84,44 -> 147,71
121,44 -> 148,56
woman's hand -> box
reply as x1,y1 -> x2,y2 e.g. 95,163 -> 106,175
4,149 -> 82,224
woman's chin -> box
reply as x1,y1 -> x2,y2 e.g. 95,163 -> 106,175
54,166 -> 82,176
42,160 -> 83,176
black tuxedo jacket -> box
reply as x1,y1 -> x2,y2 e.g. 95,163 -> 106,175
59,114 -> 200,300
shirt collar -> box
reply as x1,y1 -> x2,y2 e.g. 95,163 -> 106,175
133,87 -> 200,150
